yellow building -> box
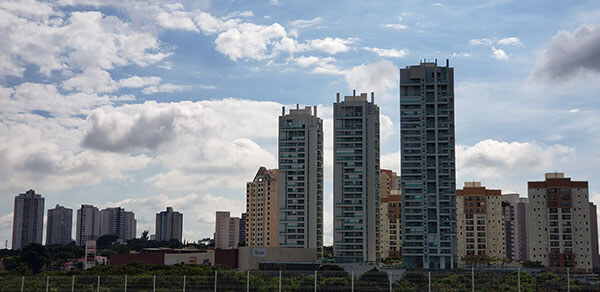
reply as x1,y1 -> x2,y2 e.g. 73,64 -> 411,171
246,167 -> 278,247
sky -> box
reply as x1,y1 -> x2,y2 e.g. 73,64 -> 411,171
1,0 -> 600,247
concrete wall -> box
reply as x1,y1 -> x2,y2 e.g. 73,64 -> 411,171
238,247 -> 317,270
164,252 -> 214,266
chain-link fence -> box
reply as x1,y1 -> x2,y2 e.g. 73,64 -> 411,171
1,268 -> 598,291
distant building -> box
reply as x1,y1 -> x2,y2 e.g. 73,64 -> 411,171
246,167 -> 278,247
501,194 -> 528,263
46,204 -> 73,246
456,182 -> 503,266
155,207 -> 183,242
400,60 -> 457,269
76,204 -> 100,246
215,211 -> 240,249
590,202 -> 600,273
239,212 -> 247,246
12,189 -> 44,249
380,170 -> 402,260
278,105 -> 324,259
99,207 -> 137,241
333,92 -> 380,263
528,172 -> 593,272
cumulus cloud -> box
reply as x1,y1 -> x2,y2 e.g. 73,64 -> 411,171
344,60 -> 399,96
118,76 -> 162,88
306,37 -> 354,55
363,47 -> 409,58
141,83 -> 191,94
294,56 -> 343,75
456,139 -> 574,178
62,69 -> 119,94
531,24 -> 600,83
215,23 -> 291,61
491,47 -> 509,60
381,151 -> 400,172
469,38 -> 493,46
497,37 -> 521,46
289,17 -> 322,29
382,24 -> 408,30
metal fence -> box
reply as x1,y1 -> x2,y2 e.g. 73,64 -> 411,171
1,268 -> 598,291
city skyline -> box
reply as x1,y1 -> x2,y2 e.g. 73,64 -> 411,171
1,0 -> 600,248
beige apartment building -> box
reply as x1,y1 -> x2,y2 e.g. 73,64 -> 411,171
380,169 -> 402,260
215,211 -> 240,249
456,182 -> 503,265
528,173 -> 593,272
246,167 -> 278,247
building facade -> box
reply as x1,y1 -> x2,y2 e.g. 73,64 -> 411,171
12,189 -> 44,250
77,204 -> 100,246
155,207 -> 183,242
240,212 -> 247,246
456,182 -> 503,266
400,60 -> 457,269
246,167 -> 278,247
215,211 -> 240,249
590,203 -> 600,273
528,173 -> 593,272
380,169 -> 402,260
99,207 -> 137,241
501,193 -> 529,263
46,204 -> 73,246
333,92 -> 380,263
278,105 -> 324,259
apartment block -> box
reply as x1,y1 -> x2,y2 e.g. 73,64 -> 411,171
501,194 -> 528,263
456,182 -> 503,265
590,203 -> 600,273
400,60 -> 457,269
100,207 -> 137,241
246,167 -> 278,247
155,207 -> 183,242
215,211 -> 240,249
528,173 -> 593,272
76,204 -> 100,246
46,204 -> 73,246
278,105 -> 324,259
333,92 -> 380,263
380,169 -> 402,260
12,190 -> 44,250
240,212 -> 247,246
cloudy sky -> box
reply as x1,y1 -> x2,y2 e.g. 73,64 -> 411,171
1,0 -> 600,247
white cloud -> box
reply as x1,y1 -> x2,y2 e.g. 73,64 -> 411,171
214,23 -> 290,61
118,76 -> 162,88
431,2 -> 443,6
382,23 -> 408,30
141,83 -> 191,94
306,37 -> 354,55
363,47 -> 409,58
531,24 -> 600,83
497,37 -> 521,46
62,69 -> 119,94
456,139 -> 574,178
491,47 -> 509,60
344,60 -> 398,96
289,17 -> 322,28
469,38 -> 493,46
294,56 -> 343,75
452,52 -> 472,57
381,151 -> 400,172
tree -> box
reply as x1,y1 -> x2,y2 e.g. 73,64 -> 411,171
140,230 -> 149,241
20,243 -> 50,273
96,234 -> 119,250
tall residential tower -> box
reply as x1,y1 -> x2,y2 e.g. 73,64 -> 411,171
46,205 -> 73,246
333,92 -> 380,263
12,190 -> 44,249
246,167 -> 278,247
278,105 -> 324,259
155,207 -> 183,242
76,204 -> 100,246
400,60 -> 457,269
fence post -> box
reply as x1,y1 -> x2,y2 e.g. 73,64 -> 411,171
71,275 -> 75,292
388,271 -> 392,292
471,266 -> 474,292
428,271 -> 431,292
567,267 -> 570,292
246,270 -> 249,292
517,268 -> 520,292
183,275 -> 186,292
214,270 -> 217,292
153,275 -> 156,292
46,275 -> 49,292
314,270 -> 317,292
20,276 -> 24,292
278,270 -> 282,292
125,275 -> 128,292
351,271 -> 354,292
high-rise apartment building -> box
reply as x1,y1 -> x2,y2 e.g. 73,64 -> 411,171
77,204 -> 100,246
46,205 -> 73,246
456,182 -> 503,265
589,203 -> 600,273
12,190 -> 44,249
99,207 -> 137,241
278,105 -> 323,259
400,60 -> 457,269
240,212 -> 247,246
501,193 -> 529,263
528,172 -> 593,272
215,211 -> 240,249
246,167 -> 278,247
333,92 -> 380,263
380,169 -> 402,260
155,207 -> 183,242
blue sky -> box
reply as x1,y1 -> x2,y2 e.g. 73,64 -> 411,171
1,0 -> 600,247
